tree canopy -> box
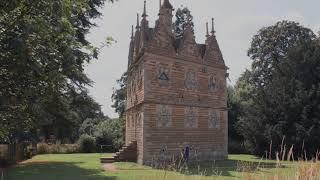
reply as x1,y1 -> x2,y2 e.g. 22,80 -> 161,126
234,21 -> 320,157
174,7 -> 194,39
0,0 -> 111,142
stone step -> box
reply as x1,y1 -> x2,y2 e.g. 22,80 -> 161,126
100,157 -> 115,164
112,141 -> 137,163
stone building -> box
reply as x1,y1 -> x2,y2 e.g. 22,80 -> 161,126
124,0 -> 228,165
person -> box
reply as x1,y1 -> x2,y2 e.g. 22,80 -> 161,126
183,146 -> 190,162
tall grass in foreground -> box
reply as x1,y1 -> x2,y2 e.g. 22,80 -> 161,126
144,139 -> 320,180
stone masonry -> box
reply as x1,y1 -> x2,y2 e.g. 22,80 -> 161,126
125,0 -> 228,165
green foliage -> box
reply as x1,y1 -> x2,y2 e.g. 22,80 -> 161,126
227,86 -> 246,153
36,143 -> 79,154
236,21 -> 320,156
78,117 -> 124,152
111,72 -> 127,118
78,134 -> 96,153
0,0 -> 110,142
94,118 -> 124,151
174,7 -> 194,39
79,118 -> 105,136
248,21 -> 315,87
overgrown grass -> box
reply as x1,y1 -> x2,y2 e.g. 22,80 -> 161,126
2,154 -> 319,180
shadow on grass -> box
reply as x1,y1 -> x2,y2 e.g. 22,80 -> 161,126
163,159 -> 286,178
3,161 -> 115,180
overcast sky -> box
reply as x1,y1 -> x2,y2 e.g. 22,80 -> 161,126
85,0 -> 320,118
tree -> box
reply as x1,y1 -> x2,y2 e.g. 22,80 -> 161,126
227,86 -> 243,153
111,72 -> 127,118
173,7 -> 194,39
248,21 -> 315,87
0,0 -> 112,142
237,21 -> 320,156
94,118 -> 124,151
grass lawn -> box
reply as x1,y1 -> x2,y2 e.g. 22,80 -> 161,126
2,153 -> 301,180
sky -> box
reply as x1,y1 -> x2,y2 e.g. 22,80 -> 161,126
85,0 -> 320,118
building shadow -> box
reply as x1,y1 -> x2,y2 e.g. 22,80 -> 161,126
3,161 -> 116,180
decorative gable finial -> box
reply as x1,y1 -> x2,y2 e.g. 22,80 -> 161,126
142,0 -> 147,18
211,18 -> 216,35
131,25 -> 134,39
206,22 -> 210,38
136,13 -> 140,29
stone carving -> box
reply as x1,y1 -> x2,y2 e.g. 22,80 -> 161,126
185,107 -> 198,128
157,105 -> 172,127
185,69 -> 198,91
157,67 -> 170,86
208,75 -> 217,92
208,110 -> 220,128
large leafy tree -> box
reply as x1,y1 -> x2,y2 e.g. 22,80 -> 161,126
248,21 -> 315,87
236,21 -> 319,156
0,0 -> 112,142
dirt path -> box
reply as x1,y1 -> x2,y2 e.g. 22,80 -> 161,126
102,163 -> 117,172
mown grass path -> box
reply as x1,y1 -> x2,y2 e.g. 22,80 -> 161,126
3,154 -> 300,180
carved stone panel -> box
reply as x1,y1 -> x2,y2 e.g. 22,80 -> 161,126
208,75 -> 217,92
185,107 -> 198,128
157,105 -> 172,127
185,69 -> 198,91
208,110 -> 220,129
157,66 -> 171,86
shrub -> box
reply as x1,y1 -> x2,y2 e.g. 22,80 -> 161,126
37,143 -> 50,154
78,134 -> 96,153
0,157 -> 8,168
37,143 -> 79,154
94,118 -> 124,152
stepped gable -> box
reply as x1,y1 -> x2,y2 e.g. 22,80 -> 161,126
128,0 -> 225,67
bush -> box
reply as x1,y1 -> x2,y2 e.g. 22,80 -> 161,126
0,157 -> 8,168
37,143 -> 79,154
37,143 -> 50,154
78,135 -> 96,153
228,139 -> 248,154
94,118 -> 124,152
